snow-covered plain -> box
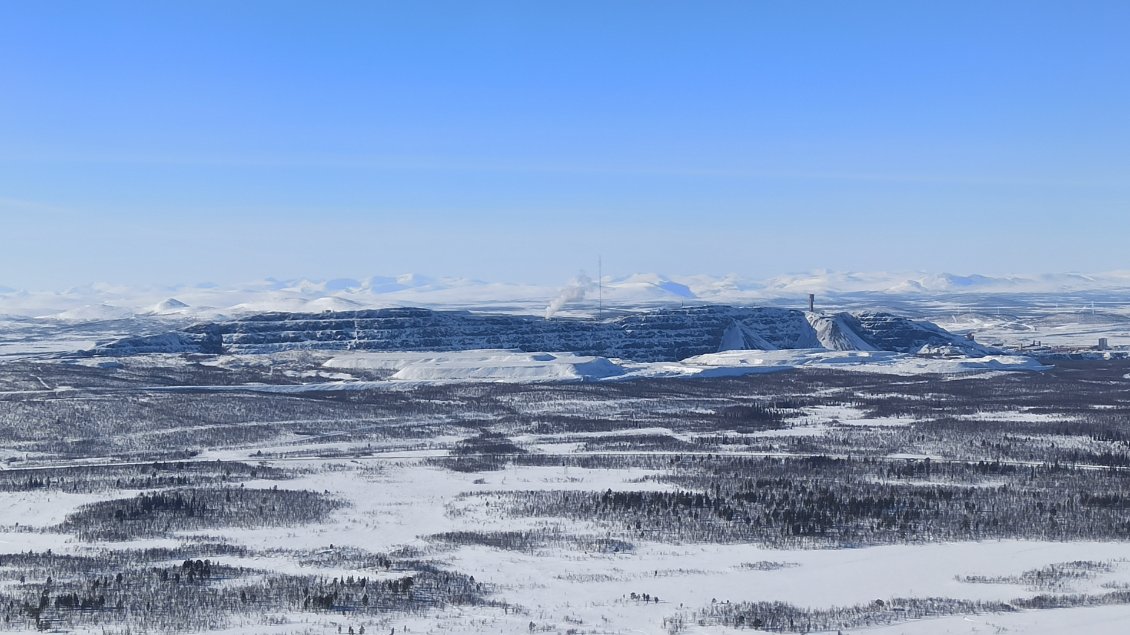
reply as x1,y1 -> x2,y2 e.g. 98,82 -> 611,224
323,350 -> 627,382
10,444 -> 1130,635
315,348 -> 1047,384
1,285 -> 1128,633
290,459 -> 1130,635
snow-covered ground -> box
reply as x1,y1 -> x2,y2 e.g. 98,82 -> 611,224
14,454 -> 1130,634
1,281 -> 1128,633
2,456 -> 1128,632
674,349 -> 1048,376
324,350 -> 627,382
315,348 -> 1047,384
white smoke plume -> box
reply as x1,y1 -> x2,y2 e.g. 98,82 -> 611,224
545,274 -> 593,319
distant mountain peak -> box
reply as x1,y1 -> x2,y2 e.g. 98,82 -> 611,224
154,297 -> 189,311
7,270 -> 1130,323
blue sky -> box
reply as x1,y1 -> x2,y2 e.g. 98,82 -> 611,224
2,1 -> 1128,288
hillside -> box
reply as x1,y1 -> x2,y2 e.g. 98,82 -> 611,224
92,305 -> 992,361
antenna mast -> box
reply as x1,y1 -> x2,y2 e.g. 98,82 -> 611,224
598,255 -> 603,321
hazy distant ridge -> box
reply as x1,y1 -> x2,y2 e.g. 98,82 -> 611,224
5,270 -> 1130,322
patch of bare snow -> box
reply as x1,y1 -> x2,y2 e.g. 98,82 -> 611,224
325,350 -> 626,383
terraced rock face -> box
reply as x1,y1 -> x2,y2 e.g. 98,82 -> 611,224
94,305 -> 991,361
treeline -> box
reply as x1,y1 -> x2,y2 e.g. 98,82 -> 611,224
0,548 -> 489,633
58,487 -> 345,540
696,596 -> 1012,632
10,355 -> 1129,483
694,589 -> 1130,632
492,454 -> 1130,547
0,460 -> 283,494
956,560 -> 1115,592
430,530 -> 633,554
581,434 -> 697,453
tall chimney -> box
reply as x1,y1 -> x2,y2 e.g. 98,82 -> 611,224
808,293 -> 815,313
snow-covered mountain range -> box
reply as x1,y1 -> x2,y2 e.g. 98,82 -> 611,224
4,270 -> 1130,322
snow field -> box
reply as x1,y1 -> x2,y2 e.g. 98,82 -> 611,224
318,348 -> 1047,385
174,457 -> 1130,634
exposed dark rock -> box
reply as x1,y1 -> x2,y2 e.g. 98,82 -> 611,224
92,305 -> 992,361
